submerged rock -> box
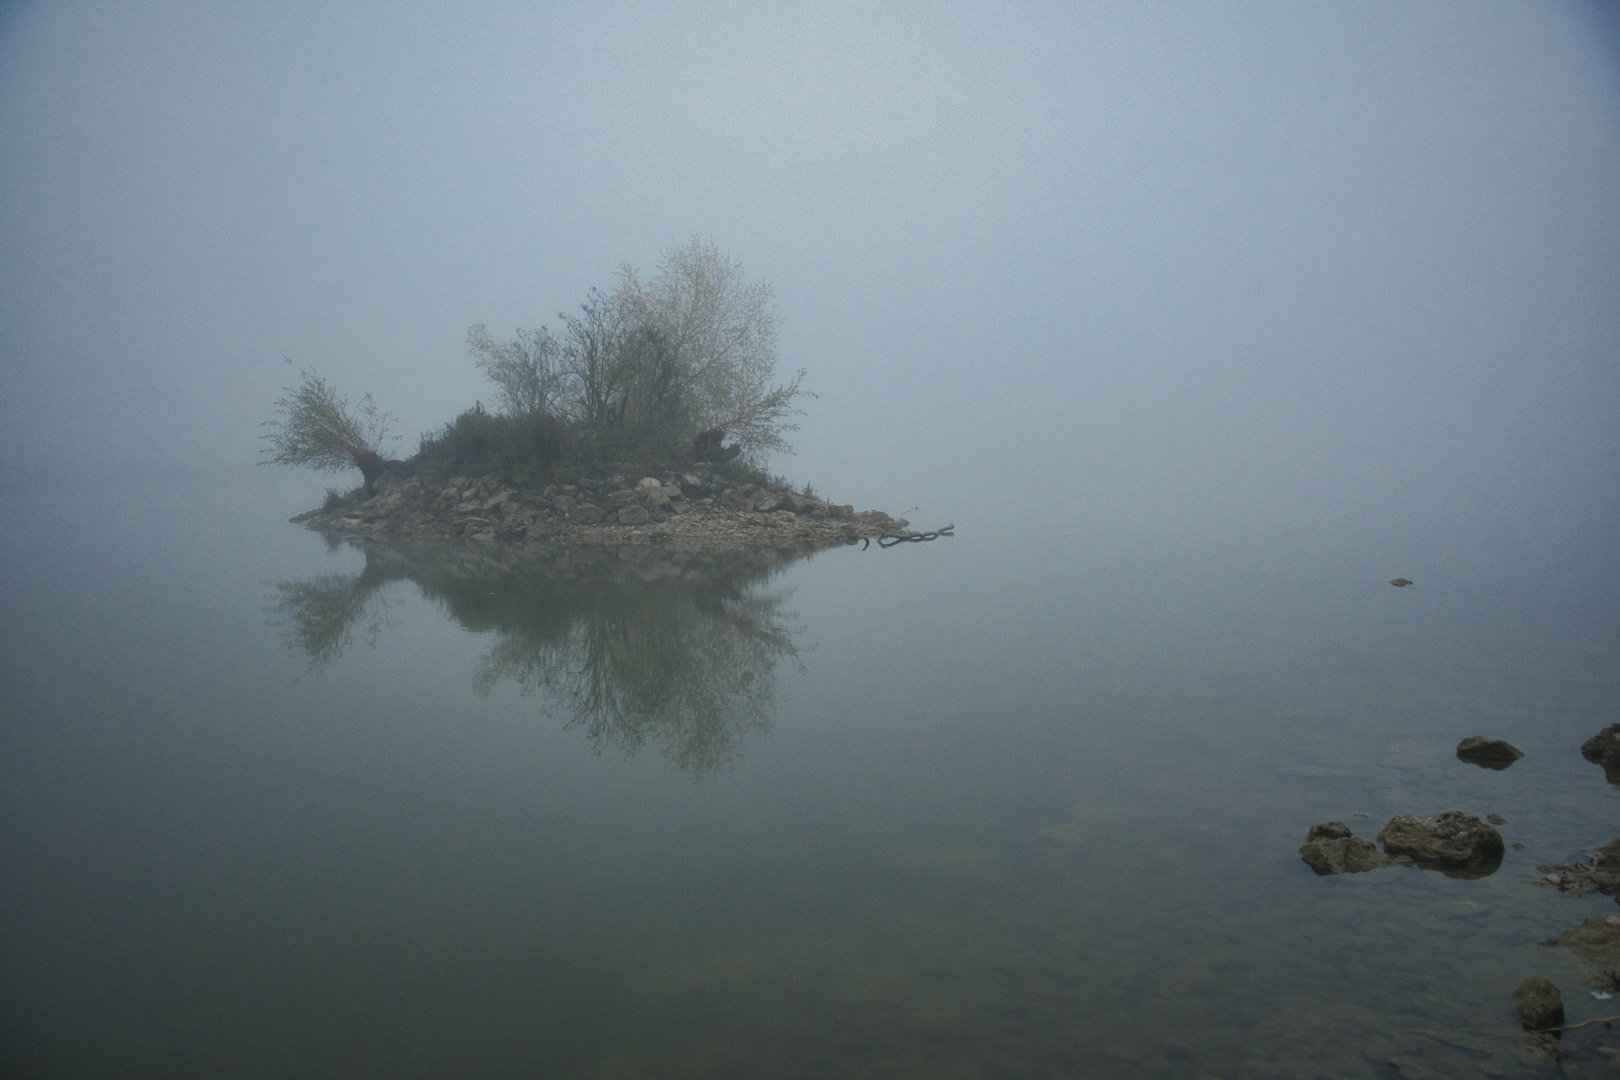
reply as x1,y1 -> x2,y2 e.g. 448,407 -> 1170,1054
1388,577 -> 1414,587
1455,735 -> 1524,770
1557,915 -> 1620,969
1376,811 -> 1504,878
1581,724 -> 1620,786
1298,821 -> 1394,875
1513,976 -> 1566,1031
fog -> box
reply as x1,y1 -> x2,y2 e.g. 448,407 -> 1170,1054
3,1 -> 1617,574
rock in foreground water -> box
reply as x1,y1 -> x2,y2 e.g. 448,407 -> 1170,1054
1513,976 -> 1565,1031
1376,811 -> 1504,877
1455,735 -> 1524,770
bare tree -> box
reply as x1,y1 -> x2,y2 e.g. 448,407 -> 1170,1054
467,323 -> 565,417
556,286 -> 634,429
259,363 -> 399,493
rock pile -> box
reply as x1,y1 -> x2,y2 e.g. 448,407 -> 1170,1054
291,463 -> 927,553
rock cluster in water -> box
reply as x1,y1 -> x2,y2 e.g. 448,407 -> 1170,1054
1296,722 -> 1620,1058
1299,812 -> 1503,878
291,463 -> 927,552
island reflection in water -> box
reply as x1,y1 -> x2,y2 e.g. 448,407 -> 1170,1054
269,538 -> 822,775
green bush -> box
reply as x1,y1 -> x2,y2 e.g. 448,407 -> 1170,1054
415,408 -> 570,480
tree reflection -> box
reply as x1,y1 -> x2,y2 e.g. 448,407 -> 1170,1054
268,540 -> 818,774
268,566 -> 397,666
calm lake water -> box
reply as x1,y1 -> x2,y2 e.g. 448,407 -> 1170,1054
3,471 -> 1618,1078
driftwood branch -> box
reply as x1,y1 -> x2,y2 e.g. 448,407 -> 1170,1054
862,525 -> 955,550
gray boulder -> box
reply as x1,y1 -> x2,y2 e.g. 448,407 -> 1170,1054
1299,821 -> 1394,875
1455,735 -> 1524,770
566,505 -> 605,524
1376,811 -> 1504,878
617,506 -> 649,525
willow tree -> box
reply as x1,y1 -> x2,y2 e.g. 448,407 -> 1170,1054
260,364 -> 398,494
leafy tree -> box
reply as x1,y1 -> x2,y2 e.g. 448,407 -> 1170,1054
260,363 -> 399,494
636,234 -> 807,462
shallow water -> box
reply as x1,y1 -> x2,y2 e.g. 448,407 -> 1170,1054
3,474 -> 1618,1078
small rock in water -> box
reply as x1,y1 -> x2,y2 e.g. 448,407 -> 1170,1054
1487,813 -> 1507,825
1456,736 -> 1524,770
1592,991 -> 1613,1000
1389,577 -> 1414,587
1513,976 -> 1566,1030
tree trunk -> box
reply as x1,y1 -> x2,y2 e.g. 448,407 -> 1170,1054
690,426 -> 738,463
354,449 -> 386,495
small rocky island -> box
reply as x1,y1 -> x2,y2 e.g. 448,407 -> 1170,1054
266,239 -> 941,554
292,463 -> 923,552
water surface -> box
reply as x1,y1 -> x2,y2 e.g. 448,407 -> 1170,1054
3,474 -> 1618,1078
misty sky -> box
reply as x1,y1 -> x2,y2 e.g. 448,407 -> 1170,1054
2,2 -> 1617,566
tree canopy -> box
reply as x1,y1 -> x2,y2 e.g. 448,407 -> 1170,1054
265,238 -> 809,492
476,235 -> 808,464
